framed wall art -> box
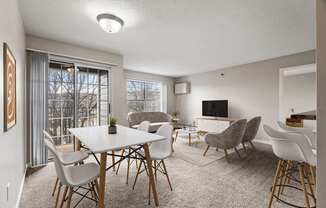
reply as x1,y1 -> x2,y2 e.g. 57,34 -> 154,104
3,42 -> 16,131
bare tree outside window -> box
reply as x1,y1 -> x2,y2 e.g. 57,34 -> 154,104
127,80 -> 162,113
47,62 -> 110,148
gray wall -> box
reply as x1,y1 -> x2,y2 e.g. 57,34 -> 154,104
124,69 -> 176,115
0,0 -> 26,207
176,50 -> 315,142
317,0 -> 326,206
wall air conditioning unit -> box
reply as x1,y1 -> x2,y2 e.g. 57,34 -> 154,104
174,82 -> 190,95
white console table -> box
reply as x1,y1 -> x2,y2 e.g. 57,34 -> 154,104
197,117 -> 237,133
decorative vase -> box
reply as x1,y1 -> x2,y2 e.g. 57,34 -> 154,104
108,125 -> 117,134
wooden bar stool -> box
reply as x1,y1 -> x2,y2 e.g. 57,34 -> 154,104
264,125 -> 316,208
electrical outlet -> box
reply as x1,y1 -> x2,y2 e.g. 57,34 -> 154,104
6,183 -> 10,201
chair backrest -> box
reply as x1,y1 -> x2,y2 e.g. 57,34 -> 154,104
220,119 -> 247,147
242,116 -> 261,142
277,121 -> 316,149
264,125 -> 316,165
150,124 -> 174,158
43,130 -> 55,144
44,139 -> 69,186
137,121 -> 150,132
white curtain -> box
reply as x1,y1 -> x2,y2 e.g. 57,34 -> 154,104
27,51 -> 49,166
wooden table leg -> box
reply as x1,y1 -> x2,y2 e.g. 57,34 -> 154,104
188,133 -> 191,146
99,153 -> 107,208
143,143 -> 159,206
75,137 -> 81,151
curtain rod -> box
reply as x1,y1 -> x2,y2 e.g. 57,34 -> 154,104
26,48 -> 119,67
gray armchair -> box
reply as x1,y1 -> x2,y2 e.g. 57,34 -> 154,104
242,116 -> 261,151
203,119 -> 247,161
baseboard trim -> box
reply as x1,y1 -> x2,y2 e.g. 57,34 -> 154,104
253,139 -> 271,145
15,166 -> 27,208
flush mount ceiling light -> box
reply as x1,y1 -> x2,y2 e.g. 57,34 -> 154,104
97,13 -> 124,33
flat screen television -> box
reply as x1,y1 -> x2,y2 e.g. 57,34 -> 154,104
202,100 -> 228,117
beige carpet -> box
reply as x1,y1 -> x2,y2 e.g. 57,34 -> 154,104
20,141 -> 307,208
173,140 -> 240,167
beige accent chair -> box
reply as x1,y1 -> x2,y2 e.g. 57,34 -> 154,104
203,119 -> 247,161
128,112 -> 172,132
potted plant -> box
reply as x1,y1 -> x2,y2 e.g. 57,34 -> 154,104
108,117 -> 117,134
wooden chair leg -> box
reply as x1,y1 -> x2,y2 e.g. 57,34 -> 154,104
268,160 -> 283,208
111,150 -> 116,171
188,133 -> 191,146
116,149 -> 125,175
60,186 -> 68,208
242,143 -> 247,152
277,161 -> 288,198
203,145 -> 210,156
55,183 -> 62,208
305,165 -> 316,202
299,164 -> 311,208
154,161 -> 158,183
281,161 -> 292,195
174,131 -> 178,142
94,179 -> 100,195
249,141 -> 255,150
148,177 -> 151,205
133,161 -> 143,190
126,149 -> 131,184
52,177 -> 59,196
224,149 -> 229,162
66,187 -> 73,208
309,165 -> 316,185
161,160 -> 173,191
234,147 -> 241,159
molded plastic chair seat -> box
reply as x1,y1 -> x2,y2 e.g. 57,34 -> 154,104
58,151 -> 89,165
64,163 -> 100,187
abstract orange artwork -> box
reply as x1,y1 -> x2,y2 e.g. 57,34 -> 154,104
3,43 -> 16,131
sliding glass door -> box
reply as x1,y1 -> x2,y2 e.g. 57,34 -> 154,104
47,61 -> 110,153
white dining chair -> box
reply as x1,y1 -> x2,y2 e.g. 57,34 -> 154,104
264,125 -> 316,208
43,130 -> 90,199
277,121 -> 317,149
115,121 -> 150,184
44,139 -> 100,208
132,124 -> 174,204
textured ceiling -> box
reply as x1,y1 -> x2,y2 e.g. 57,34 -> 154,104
19,0 -> 316,77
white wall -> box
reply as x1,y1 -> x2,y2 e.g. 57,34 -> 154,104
317,0 -> 326,206
280,72 -> 316,130
124,69 -> 176,115
26,35 -> 128,125
176,51 -> 315,142
0,0 -> 26,207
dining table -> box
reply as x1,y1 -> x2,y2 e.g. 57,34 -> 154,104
68,125 -> 166,208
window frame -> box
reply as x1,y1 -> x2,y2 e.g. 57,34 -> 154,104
126,79 -> 163,113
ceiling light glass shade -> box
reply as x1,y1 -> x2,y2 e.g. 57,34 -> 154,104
97,14 -> 124,33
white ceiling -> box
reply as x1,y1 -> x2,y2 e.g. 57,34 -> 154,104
19,0 -> 315,77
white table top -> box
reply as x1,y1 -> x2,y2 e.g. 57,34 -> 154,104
68,125 -> 166,153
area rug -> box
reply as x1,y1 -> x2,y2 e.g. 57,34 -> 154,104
172,139 -> 242,167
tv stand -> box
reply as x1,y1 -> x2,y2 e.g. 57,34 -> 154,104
197,117 -> 237,133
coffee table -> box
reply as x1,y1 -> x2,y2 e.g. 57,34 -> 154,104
175,127 -> 206,146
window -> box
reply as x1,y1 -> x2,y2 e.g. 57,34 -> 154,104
47,61 -> 110,148
127,80 -> 162,113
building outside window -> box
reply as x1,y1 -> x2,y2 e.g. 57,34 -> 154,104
127,79 -> 162,113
